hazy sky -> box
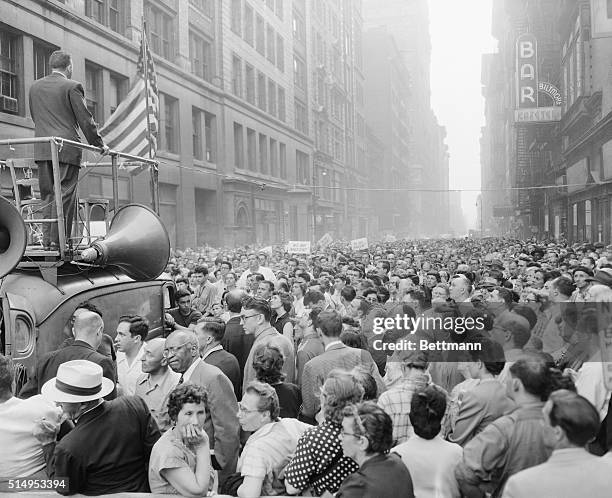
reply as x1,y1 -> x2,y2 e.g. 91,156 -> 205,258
428,0 -> 498,228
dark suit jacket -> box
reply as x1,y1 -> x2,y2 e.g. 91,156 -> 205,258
203,347 -> 242,401
29,72 -> 104,165
222,316 -> 254,379
45,396 -> 160,495
186,359 -> 240,476
19,340 -> 117,399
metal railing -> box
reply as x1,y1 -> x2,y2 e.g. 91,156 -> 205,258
0,137 -> 159,261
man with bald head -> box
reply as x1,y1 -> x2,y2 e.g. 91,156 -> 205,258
20,310 -> 117,399
135,338 -> 180,432
165,330 -> 239,486
222,289 -> 254,380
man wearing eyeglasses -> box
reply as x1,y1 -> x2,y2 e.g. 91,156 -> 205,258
164,330 -> 239,487
241,298 -> 295,393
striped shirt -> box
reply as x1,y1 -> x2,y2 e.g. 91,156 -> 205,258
238,418 -> 310,496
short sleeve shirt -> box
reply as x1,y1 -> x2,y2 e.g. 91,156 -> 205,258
148,428 -> 215,495
284,421 -> 359,495
238,418 -> 309,496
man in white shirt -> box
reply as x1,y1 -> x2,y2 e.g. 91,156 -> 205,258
114,315 -> 147,396
0,355 -> 62,482
134,338 -> 180,432
237,253 -> 277,289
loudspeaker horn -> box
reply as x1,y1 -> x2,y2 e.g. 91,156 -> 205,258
0,196 -> 27,278
81,204 -> 170,281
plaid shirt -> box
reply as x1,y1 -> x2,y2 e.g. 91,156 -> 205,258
377,373 -> 429,444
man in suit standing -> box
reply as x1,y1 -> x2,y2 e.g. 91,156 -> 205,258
222,289 -> 254,379
20,310 -> 117,399
165,330 -> 240,486
29,50 -> 108,249
301,310 -> 384,424
503,390 -> 612,497
33,360 -> 160,495
195,320 -> 241,401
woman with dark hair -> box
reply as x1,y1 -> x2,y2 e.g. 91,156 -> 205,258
448,339 -> 514,446
252,344 -> 301,418
148,383 -> 215,496
335,402 -> 415,498
284,370 -> 364,496
393,386 -> 462,498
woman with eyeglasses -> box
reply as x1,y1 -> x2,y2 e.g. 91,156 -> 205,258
284,370 -> 363,496
335,402 -> 414,498
148,383 -> 215,496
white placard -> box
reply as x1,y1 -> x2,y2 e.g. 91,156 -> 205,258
318,233 -> 333,248
287,241 -> 311,254
350,238 -> 369,251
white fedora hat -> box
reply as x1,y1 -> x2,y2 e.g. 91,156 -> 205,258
41,360 -> 115,403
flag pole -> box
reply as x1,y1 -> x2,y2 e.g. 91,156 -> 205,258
142,18 -> 159,214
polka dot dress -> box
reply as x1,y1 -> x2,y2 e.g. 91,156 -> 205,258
284,421 -> 359,495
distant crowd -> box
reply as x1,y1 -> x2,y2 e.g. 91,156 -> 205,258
2,236 -> 612,497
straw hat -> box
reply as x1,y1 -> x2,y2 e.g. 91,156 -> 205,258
41,360 -> 114,403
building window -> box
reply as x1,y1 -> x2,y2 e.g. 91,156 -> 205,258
246,63 -> 255,104
247,128 -> 256,171
33,41 -> 55,80
109,73 -> 127,114
192,107 -> 203,160
85,62 -> 101,123
231,0 -> 241,33
293,10 -> 305,43
294,99 -> 308,134
232,55 -> 243,97
276,35 -> 285,72
266,25 -> 275,64
86,0 -> 127,34
256,14 -> 265,55
279,142 -> 287,179
259,133 -> 268,174
293,55 -> 306,90
189,31 -> 213,81
268,80 -> 277,117
0,29 -> 19,113
270,138 -> 278,177
277,86 -> 286,121
145,2 -> 175,62
233,122 -> 244,169
204,111 -> 215,162
85,0 -> 104,24
296,150 -> 310,184
189,0 -> 213,18
257,71 -> 267,111
160,93 -> 179,153
244,3 -> 254,45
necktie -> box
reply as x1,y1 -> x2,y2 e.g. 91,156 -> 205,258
178,374 -> 184,384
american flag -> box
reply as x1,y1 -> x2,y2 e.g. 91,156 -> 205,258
99,28 -> 159,163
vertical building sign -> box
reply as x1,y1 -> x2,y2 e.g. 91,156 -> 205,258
516,33 -> 538,108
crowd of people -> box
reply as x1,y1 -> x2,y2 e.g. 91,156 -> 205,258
2,236 -> 612,497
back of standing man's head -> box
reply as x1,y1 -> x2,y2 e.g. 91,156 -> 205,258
49,50 -> 72,70
316,310 -> 343,338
